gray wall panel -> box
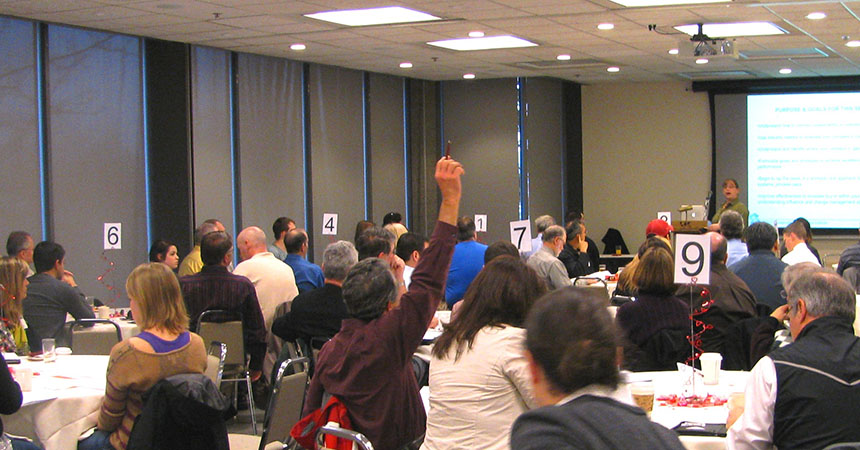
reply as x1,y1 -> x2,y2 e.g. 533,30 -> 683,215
308,65 -> 365,262
524,78 -> 564,224
236,54 -> 305,242
442,79 -> 519,245
714,94 -> 749,209
0,18 -> 42,242
369,73 -> 406,227
191,47 -> 235,235
47,26 -> 145,306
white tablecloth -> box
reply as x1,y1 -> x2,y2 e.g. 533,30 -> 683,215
6,355 -> 109,450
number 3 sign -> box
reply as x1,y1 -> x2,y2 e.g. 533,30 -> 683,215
674,234 -> 710,285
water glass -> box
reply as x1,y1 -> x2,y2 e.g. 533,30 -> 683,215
42,338 -> 57,362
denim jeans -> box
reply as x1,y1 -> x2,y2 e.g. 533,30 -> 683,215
76,431 -> 114,450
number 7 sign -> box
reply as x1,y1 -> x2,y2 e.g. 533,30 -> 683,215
509,220 -> 532,253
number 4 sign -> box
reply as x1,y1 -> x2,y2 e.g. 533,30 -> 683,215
104,223 -> 121,250
322,213 -> 338,236
674,234 -> 710,285
509,220 -> 532,253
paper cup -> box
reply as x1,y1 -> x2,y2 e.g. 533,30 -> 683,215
97,306 -> 111,319
630,381 -> 655,413
16,366 -> 33,391
700,352 -> 723,385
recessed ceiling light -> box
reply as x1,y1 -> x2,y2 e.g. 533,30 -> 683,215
468,31 -> 485,38
607,66 -> 620,72
399,62 -> 413,68
696,58 -> 709,64
156,3 -> 183,9
305,6 -> 440,27
779,68 -> 792,74
668,48 -> 680,55
463,73 -> 476,79
675,22 -> 786,37
608,0 -> 728,6
427,36 -> 538,51
847,40 -> 860,48
597,23 -> 615,30
290,43 -> 306,51
557,54 -> 571,60
806,12 -> 826,20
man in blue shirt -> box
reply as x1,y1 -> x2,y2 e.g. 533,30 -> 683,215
444,216 -> 487,308
283,228 -> 324,294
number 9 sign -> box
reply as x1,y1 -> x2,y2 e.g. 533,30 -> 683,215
674,234 -> 710,285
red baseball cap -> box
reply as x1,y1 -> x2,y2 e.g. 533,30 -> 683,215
646,219 -> 673,238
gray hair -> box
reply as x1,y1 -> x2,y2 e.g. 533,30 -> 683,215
542,225 -> 566,243
534,215 -> 556,234
342,258 -> 396,321
788,271 -> 855,322
719,210 -> 744,240
323,240 -> 358,281
194,221 -> 221,245
781,262 -> 824,294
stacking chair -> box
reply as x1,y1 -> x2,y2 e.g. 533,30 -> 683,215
229,357 -> 310,450
316,424 -> 374,450
204,341 -> 227,385
65,319 -> 123,355
197,310 -> 258,434
574,276 -> 610,305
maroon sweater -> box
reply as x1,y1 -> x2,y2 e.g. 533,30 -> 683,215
303,221 -> 456,450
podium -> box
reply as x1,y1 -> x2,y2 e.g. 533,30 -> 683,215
672,220 -> 707,234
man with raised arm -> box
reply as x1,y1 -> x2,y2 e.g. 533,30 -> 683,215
303,157 -> 464,450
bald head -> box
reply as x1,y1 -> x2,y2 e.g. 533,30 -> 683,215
237,226 -> 267,260
707,231 -> 728,264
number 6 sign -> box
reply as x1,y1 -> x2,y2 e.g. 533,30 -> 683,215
104,223 -> 121,250
674,234 -> 710,285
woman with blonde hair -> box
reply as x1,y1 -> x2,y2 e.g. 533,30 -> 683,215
0,256 -> 29,354
78,263 -> 207,450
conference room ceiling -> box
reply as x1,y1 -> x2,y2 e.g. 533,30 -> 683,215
2,0 -> 859,84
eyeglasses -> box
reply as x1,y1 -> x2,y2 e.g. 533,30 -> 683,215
779,289 -> 787,299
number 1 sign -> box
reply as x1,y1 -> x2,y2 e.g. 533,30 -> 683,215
674,234 -> 710,285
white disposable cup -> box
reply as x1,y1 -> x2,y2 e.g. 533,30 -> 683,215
630,381 -> 655,413
97,306 -> 111,319
15,366 -> 33,392
700,352 -> 723,385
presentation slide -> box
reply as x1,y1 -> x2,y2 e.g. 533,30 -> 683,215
747,92 -> 860,229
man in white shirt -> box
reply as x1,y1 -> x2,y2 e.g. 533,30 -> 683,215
781,221 -> 820,267
234,226 -> 299,330
727,269 -> 860,449
394,232 -> 428,289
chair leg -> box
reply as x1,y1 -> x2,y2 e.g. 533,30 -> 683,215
246,373 -> 258,434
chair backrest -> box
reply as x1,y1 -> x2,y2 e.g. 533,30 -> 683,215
259,357 -> 309,450
823,443 -> 860,450
574,277 -> 610,305
316,424 -> 374,450
197,310 -> 246,367
204,341 -> 227,385
66,319 -> 123,355
610,295 -> 635,306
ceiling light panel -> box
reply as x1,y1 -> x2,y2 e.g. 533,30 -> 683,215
304,6 -> 441,27
674,22 -> 787,37
608,0 -> 729,7
427,36 -> 538,51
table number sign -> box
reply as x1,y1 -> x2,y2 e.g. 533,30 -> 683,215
657,211 -> 671,224
674,234 -> 710,285
509,220 -> 532,253
322,213 -> 338,236
474,214 -> 487,233
103,223 -> 121,250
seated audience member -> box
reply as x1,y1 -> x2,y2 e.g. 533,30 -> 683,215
1,352 -> 42,450
268,216 -> 295,261
727,270 -> 860,449
0,257 -> 30,354
613,235 -> 672,298
148,239 -> 179,270
396,233 -> 429,289
384,222 -> 408,242
6,231 -> 35,277
779,217 -> 822,264
558,220 -> 593,279
748,262 -> 821,366
353,220 -> 375,244
444,217 -> 488,308
78,263 -> 207,450
510,288 -> 684,449
721,211 -> 748,267
382,212 -> 402,227
423,257 -> 546,450
283,228 -> 325,294
23,242 -> 94,348
836,227 -> 860,277
179,231 -> 266,379
525,215 -> 555,259
303,157 -> 463,450
233,226 -> 298,331
645,218 -> 673,240
178,219 -> 224,276
565,209 -> 600,269
272,240 -> 357,344
527,225 -> 571,291
616,246 -> 689,370
676,232 -> 756,355
781,220 -> 821,267
484,241 -> 520,264
729,222 -> 788,312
